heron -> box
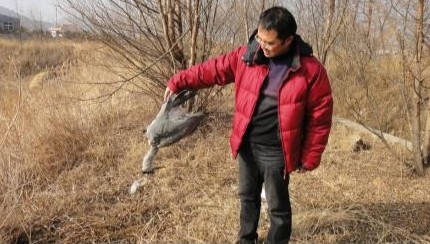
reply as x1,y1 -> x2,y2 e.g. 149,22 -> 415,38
130,90 -> 205,194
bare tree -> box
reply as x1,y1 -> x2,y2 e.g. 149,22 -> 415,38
390,0 -> 428,175
414,0 -> 426,174
330,0 -> 429,175
332,1 -> 406,157
62,0 -> 250,108
293,0 -> 350,65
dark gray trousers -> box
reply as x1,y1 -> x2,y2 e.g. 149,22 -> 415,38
237,140 -> 291,244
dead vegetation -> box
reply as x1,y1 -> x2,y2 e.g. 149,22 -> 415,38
0,38 -> 429,244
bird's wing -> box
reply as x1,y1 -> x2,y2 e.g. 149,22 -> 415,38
156,113 -> 205,147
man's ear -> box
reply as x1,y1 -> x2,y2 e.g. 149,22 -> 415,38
283,35 -> 294,47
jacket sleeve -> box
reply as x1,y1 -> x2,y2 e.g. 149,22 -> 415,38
166,47 -> 244,93
300,64 -> 333,171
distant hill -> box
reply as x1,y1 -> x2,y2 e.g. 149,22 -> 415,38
0,6 -> 16,17
0,6 -> 53,31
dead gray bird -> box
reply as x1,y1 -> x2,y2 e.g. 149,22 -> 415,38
130,90 -> 205,194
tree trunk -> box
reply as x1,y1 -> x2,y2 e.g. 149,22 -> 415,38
321,0 -> 335,65
423,110 -> 430,167
189,0 -> 200,67
416,0 -> 427,173
412,88 -> 423,175
244,0 -> 249,43
185,0 -> 200,111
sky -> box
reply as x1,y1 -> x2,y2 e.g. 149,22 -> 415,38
0,0 -> 59,23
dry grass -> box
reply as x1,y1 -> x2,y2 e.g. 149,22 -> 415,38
0,38 -> 429,244
328,52 -> 419,140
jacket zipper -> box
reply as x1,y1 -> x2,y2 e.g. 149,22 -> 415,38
277,64 -> 301,179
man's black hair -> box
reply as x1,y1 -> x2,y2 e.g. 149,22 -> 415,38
258,6 -> 297,41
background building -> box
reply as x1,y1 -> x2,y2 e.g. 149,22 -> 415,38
0,13 -> 20,33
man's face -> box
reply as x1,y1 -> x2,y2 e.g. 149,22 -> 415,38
256,26 -> 293,58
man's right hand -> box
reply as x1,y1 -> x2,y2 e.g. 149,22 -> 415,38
164,87 -> 174,102
296,163 -> 309,174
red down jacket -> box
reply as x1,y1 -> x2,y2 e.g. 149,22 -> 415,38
166,38 -> 333,174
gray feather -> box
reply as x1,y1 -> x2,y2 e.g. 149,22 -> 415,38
142,90 -> 205,172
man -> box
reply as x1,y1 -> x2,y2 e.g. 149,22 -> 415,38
164,6 -> 333,244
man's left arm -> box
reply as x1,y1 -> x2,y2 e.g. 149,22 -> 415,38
300,64 -> 333,171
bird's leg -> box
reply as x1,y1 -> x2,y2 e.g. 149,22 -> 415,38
141,146 -> 159,173
130,173 -> 151,194
131,146 -> 158,194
